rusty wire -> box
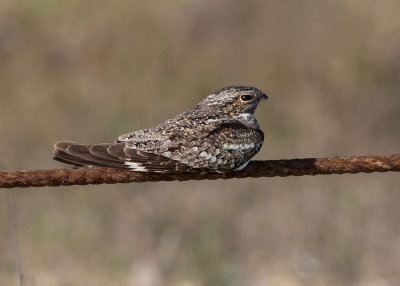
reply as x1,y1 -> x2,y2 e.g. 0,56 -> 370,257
0,154 -> 399,189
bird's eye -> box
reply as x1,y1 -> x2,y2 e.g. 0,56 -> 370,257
240,94 -> 254,101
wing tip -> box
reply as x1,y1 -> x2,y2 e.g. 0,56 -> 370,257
52,141 -> 194,173
54,141 -> 77,150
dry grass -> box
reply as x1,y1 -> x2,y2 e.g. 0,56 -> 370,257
0,0 -> 399,285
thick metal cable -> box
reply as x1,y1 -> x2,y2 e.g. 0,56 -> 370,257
0,154 -> 399,188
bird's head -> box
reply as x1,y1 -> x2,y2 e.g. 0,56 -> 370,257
200,85 -> 268,118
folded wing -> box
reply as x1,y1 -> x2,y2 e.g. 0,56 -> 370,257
53,141 -> 193,172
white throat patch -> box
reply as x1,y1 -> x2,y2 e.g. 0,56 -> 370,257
238,113 -> 254,120
237,113 -> 259,129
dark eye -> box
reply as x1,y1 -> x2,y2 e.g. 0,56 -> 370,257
240,94 -> 254,101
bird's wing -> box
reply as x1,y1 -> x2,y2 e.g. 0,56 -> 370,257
123,118 -> 264,171
53,141 -> 193,172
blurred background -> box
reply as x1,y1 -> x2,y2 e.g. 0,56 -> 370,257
0,0 -> 399,285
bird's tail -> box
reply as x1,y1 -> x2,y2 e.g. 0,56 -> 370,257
53,141 -> 192,172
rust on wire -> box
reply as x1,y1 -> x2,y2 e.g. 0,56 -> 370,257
0,154 -> 399,189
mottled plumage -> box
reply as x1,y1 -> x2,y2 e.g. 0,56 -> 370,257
53,86 -> 268,172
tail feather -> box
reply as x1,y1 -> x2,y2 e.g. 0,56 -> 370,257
53,148 -> 94,167
53,141 -> 192,172
89,144 -> 123,163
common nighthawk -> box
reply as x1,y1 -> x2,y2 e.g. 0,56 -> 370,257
53,86 -> 268,172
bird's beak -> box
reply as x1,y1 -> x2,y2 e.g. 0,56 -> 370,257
261,92 -> 268,100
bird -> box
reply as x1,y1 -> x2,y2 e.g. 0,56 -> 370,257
53,85 -> 268,173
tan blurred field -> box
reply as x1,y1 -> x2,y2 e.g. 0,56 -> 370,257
1,0 -> 400,285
